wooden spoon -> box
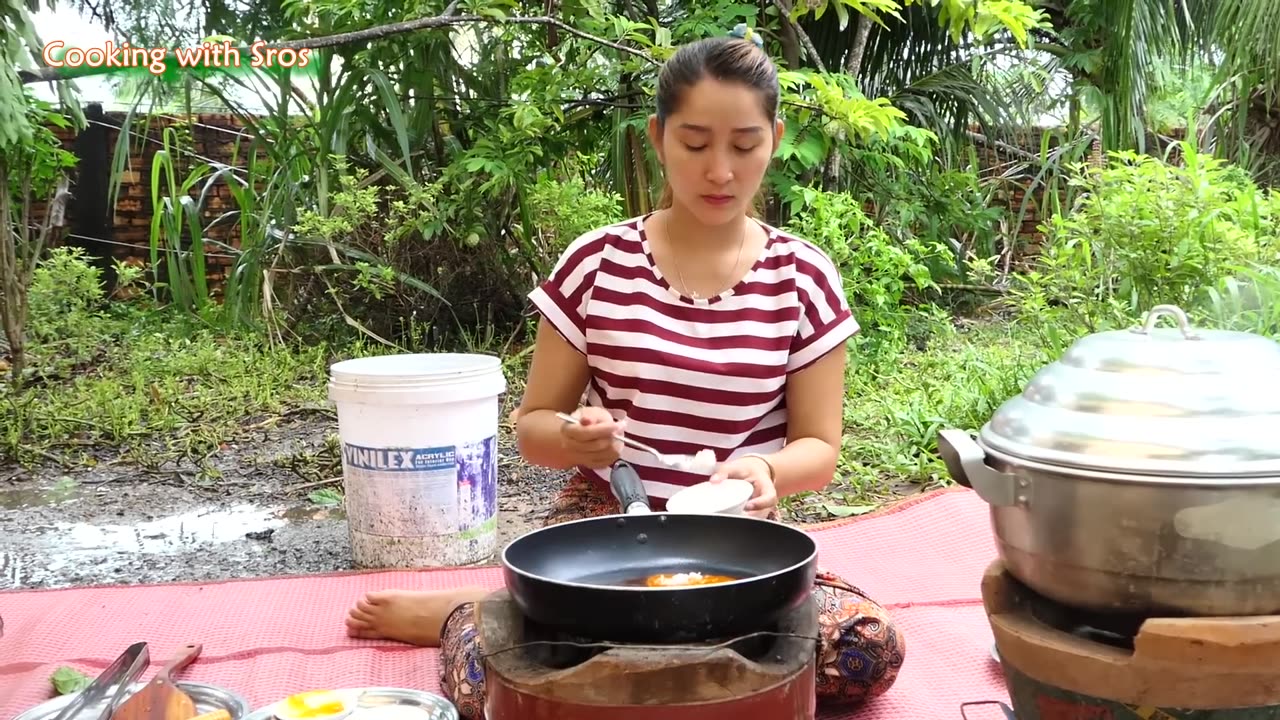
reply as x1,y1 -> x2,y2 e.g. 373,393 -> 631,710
111,643 -> 203,720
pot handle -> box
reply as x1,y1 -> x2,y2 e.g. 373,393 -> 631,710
937,429 -> 1022,507
1130,304 -> 1201,340
609,460 -> 652,514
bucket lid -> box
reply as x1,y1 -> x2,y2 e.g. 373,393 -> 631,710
980,304 -> 1280,479
329,353 -> 502,387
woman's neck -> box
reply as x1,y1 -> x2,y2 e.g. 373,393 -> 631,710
662,202 -> 751,253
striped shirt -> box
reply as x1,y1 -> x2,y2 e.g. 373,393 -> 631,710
527,213 -> 859,505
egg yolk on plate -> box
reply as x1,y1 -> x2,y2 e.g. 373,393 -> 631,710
275,691 -> 349,720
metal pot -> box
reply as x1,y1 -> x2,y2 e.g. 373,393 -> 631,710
938,304 -> 1280,617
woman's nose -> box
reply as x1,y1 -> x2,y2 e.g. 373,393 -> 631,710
706,153 -> 733,184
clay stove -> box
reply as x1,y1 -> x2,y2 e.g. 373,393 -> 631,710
979,560 -> 1280,719
475,588 -> 818,719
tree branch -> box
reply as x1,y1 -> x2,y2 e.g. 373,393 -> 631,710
966,130 -> 1041,163
20,177 -> 32,253
0,165 -> 14,323
24,177 -> 71,290
770,0 -> 826,73
20,10 -> 658,84
844,13 -> 871,76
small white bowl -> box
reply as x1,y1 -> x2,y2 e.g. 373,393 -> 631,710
666,479 -> 754,515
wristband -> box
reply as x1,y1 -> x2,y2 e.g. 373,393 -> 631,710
740,453 -> 776,482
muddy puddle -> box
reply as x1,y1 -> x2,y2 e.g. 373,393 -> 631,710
1,477 -> 354,589
1,466 -> 555,590
1,478 -> 84,510
0,412 -> 562,589
40,502 -> 344,555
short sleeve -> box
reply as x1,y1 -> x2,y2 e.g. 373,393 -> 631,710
788,243 -> 860,373
526,229 -> 607,355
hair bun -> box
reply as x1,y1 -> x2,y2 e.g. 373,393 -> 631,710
729,23 -> 764,48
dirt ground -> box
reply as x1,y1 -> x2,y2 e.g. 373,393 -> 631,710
0,414 -> 561,590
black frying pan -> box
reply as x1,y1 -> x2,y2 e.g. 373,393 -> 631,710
500,459 -> 818,642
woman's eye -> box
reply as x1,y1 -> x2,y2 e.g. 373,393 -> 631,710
683,145 -> 758,152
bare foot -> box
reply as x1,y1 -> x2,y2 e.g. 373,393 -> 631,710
345,588 -> 489,646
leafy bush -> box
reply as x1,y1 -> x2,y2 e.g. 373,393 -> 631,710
523,162 -> 625,276
1026,144 -> 1277,311
846,131 -> 1006,271
785,189 -> 953,348
1007,141 -> 1280,350
1203,264 -> 1280,339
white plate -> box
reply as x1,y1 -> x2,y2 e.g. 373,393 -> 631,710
14,682 -> 250,720
666,479 -> 754,515
242,688 -> 457,720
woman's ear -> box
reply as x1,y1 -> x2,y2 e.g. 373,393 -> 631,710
772,117 -> 786,153
647,114 -> 666,164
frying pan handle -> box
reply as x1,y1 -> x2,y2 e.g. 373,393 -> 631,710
610,460 -> 651,514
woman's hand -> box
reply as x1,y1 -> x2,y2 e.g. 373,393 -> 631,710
709,456 -> 777,518
559,406 -> 625,468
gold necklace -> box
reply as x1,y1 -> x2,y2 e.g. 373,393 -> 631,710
665,213 -> 748,300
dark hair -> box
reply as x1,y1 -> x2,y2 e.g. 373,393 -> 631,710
654,35 -> 779,213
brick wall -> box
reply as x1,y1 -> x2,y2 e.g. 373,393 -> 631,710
41,110 -> 260,296
973,129 -> 1078,244
37,109 -> 1061,293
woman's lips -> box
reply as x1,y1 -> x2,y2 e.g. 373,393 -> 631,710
702,194 -> 733,206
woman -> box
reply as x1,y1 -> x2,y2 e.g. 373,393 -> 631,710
345,28 -> 905,718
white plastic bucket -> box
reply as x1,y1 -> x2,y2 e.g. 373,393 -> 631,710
327,353 -> 507,568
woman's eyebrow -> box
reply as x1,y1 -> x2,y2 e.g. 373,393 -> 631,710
677,123 -> 765,134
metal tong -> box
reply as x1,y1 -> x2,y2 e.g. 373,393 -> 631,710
52,642 -> 151,720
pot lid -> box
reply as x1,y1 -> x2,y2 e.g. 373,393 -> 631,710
980,305 -> 1280,478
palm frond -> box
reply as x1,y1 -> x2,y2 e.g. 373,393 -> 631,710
1212,0 -> 1280,102
798,2 -> 1057,145
887,53 -> 1044,139
1066,0 -> 1207,150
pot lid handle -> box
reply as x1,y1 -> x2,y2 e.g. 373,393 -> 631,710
1129,304 -> 1201,341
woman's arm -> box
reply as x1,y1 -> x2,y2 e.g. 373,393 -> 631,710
752,345 -> 847,497
514,317 -> 596,469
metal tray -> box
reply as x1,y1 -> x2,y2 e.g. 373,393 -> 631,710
241,688 -> 457,720
13,681 -> 252,720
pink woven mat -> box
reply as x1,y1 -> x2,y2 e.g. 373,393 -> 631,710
0,487 -> 1010,720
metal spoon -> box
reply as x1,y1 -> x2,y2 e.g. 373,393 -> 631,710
555,412 -> 716,473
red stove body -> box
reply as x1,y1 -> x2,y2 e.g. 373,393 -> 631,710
477,589 -> 818,720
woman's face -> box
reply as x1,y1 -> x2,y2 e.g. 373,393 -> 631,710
649,76 -> 784,227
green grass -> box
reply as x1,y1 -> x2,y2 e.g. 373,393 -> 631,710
781,318 -> 1054,519
2,305 -> 339,468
